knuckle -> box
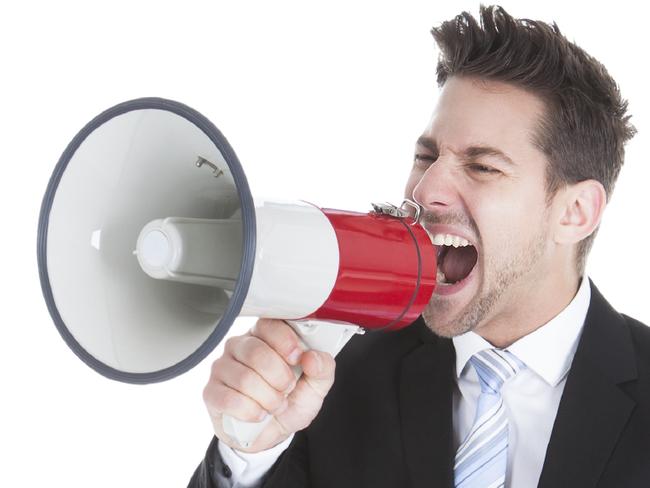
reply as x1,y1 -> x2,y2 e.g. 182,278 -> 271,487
262,364 -> 293,393
278,322 -> 299,347
279,330 -> 300,356
256,389 -> 282,412
255,320 -> 298,356
252,318 -> 273,337
281,368 -> 296,390
216,388 -> 264,421
269,392 -> 286,412
238,400 -> 265,421
232,336 -> 261,366
238,368 -> 259,391
263,362 -> 293,391
245,337 -> 269,365
245,408 -> 265,422
202,385 -> 212,406
266,365 -> 293,393
210,356 -> 238,383
224,336 -> 239,354
240,337 -> 295,390
203,383 -> 223,410
210,356 -> 226,375
221,389 -> 243,412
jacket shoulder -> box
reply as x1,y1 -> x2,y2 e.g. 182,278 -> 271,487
623,314 -> 650,340
622,314 -> 650,367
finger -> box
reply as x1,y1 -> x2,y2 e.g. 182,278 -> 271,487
226,334 -> 296,393
299,350 -> 336,398
251,319 -> 303,366
212,359 -> 289,415
203,382 -> 268,423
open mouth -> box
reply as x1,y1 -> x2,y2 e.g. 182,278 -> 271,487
431,233 -> 478,286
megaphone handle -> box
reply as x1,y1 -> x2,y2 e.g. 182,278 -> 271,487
221,319 -> 364,449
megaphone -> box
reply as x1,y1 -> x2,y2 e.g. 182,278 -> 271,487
38,97 -> 437,448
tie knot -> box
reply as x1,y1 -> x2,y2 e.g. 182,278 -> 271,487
469,349 -> 525,394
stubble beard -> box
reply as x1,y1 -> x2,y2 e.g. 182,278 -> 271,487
422,225 -> 548,339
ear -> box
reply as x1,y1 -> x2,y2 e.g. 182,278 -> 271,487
553,179 -> 607,245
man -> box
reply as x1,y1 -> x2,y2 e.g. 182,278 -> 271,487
190,5 -> 649,487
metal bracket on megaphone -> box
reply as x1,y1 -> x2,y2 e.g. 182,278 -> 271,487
222,319 -> 365,449
371,199 -> 422,224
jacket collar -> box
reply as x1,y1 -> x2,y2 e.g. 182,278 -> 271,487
400,319 -> 455,488
537,280 -> 637,487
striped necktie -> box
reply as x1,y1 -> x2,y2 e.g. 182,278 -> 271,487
454,349 -> 525,488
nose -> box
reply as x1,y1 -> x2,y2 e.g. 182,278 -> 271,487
411,157 -> 460,211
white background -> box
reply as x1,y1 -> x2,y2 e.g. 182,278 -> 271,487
1,1 -> 648,486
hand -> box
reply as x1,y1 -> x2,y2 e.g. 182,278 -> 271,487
203,318 -> 336,453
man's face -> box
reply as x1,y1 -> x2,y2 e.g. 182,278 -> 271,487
405,77 -> 557,338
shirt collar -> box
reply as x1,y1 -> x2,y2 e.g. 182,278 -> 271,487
452,277 -> 591,386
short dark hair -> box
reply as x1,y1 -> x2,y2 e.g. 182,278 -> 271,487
431,5 -> 637,274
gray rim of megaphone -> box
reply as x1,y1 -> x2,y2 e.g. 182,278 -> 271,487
37,97 -> 256,384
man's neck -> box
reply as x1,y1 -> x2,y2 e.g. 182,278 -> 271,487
474,275 -> 582,348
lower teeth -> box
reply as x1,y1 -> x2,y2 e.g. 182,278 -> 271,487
437,269 -> 448,284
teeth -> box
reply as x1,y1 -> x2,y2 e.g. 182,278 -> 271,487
431,233 -> 471,247
432,234 -> 446,245
437,269 -> 448,283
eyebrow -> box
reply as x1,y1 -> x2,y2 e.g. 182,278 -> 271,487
415,136 -> 515,166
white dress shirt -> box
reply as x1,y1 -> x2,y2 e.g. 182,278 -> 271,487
217,277 -> 591,488
452,277 -> 590,487
218,432 -> 294,487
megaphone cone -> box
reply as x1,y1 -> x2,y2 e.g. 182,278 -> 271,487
38,98 -> 257,383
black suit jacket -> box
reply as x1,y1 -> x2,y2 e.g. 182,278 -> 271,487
189,282 -> 650,487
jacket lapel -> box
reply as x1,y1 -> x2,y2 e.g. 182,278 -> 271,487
537,281 -> 638,488
399,321 -> 455,488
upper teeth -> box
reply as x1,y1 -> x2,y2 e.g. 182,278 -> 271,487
431,233 -> 471,248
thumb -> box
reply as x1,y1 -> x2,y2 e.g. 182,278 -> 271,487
299,350 -> 336,398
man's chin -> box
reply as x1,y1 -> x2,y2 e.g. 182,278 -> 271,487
421,301 -> 476,338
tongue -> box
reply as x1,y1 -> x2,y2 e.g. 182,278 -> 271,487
440,246 -> 477,283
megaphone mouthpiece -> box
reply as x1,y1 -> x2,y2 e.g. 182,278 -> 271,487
136,217 -> 241,289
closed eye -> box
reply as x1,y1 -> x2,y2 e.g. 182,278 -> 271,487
467,163 -> 501,174
414,154 -> 437,167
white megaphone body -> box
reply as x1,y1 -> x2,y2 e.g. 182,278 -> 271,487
38,98 -> 437,448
